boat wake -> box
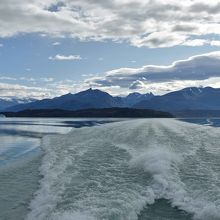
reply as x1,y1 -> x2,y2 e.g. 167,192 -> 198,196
26,119 -> 220,220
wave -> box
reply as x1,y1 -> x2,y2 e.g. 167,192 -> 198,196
204,119 -> 214,126
26,119 -> 220,220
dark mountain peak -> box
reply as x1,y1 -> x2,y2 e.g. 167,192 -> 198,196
124,92 -> 154,106
127,92 -> 154,98
163,87 -> 203,98
126,92 -> 142,98
204,86 -> 215,90
86,88 -> 107,94
201,86 -> 220,92
143,92 -> 154,97
66,92 -> 73,95
181,87 -> 203,97
75,88 -> 112,98
179,86 -> 220,97
82,88 -> 93,93
181,86 -> 217,93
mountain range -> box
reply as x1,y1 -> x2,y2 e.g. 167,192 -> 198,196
2,87 -> 220,116
134,87 -> 220,111
4,88 -> 153,112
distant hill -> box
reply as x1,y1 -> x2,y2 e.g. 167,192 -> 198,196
134,87 -> 220,111
6,89 -> 154,112
0,98 -> 36,111
1,108 -> 173,118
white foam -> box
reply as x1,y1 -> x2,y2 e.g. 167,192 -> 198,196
26,135 -> 74,220
27,119 -> 220,220
51,211 -> 95,220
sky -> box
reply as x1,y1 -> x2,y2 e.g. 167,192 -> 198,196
1,0 -> 220,99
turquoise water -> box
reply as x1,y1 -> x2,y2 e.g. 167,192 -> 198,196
0,118 -> 220,220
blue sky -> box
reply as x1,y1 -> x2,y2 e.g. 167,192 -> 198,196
1,35 -> 219,81
1,0 -> 220,99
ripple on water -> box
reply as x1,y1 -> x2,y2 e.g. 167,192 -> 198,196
0,151 -> 42,220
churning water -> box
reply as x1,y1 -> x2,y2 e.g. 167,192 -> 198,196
1,118 -> 220,220
0,118 -> 117,220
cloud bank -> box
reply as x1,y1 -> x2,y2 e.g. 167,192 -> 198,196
1,52 -> 220,98
0,82 -> 52,99
85,51 -> 220,95
1,0 -> 220,47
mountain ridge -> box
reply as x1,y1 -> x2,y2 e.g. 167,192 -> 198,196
3,86 -> 220,114
5,88 -> 154,112
134,86 -> 220,111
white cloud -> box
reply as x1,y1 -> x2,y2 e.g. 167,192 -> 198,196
183,39 -> 209,47
210,40 -> 220,46
0,43 -> 3,47
0,76 -> 16,81
40,77 -> 54,82
49,54 -> 82,61
0,76 -> 79,99
84,51 -> 220,95
52,42 -> 61,46
0,78 -> 80,99
1,1 -> 220,47
19,77 -> 36,82
0,82 -> 52,99
131,32 -> 187,48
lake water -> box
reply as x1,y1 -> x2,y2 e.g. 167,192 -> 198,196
0,118 -> 220,220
